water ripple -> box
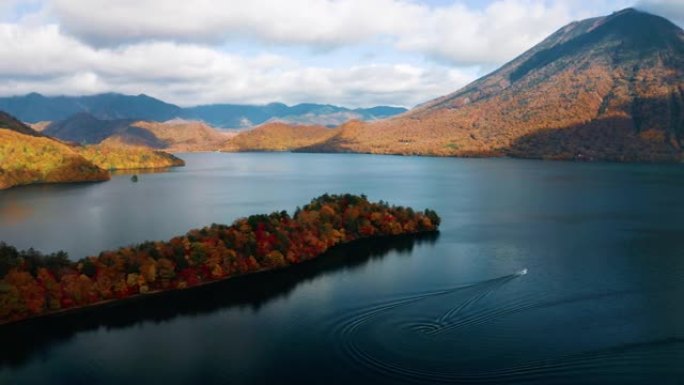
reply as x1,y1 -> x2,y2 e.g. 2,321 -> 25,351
327,271 -> 684,384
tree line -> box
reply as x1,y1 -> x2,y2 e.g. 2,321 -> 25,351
0,194 -> 440,324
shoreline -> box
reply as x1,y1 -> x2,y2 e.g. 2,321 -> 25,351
209,149 -> 684,165
0,163 -> 185,191
0,231 -> 438,328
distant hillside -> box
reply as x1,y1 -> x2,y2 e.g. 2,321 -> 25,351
77,145 -> 185,171
224,123 -> 337,152
0,111 -> 42,137
182,103 -> 407,128
44,113 -> 139,144
43,113 -> 233,151
0,110 -> 184,189
43,111 -> 335,152
0,93 -> 181,122
0,128 -> 109,190
129,120 -> 234,151
28,121 -> 51,132
301,8 -> 684,162
0,93 -> 406,128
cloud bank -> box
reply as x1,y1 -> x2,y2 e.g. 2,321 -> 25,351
0,0 -> 679,107
50,0 -> 575,65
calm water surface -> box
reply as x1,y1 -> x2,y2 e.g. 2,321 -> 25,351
0,153 -> 683,384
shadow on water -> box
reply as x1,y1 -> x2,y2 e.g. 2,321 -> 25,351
0,232 -> 439,369
110,167 -> 173,176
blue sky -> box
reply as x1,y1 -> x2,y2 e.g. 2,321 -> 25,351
0,0 -> 682,108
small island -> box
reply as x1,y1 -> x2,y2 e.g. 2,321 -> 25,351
0,194 -> 440,325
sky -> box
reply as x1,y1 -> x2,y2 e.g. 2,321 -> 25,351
0,0 -> 682,108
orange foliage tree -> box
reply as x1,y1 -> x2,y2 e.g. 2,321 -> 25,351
0,194 -> 440,324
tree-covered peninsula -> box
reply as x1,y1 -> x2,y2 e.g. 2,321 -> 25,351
0,194 -> 440,324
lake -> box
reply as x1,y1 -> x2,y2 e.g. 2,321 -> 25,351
1,153 -> 683,384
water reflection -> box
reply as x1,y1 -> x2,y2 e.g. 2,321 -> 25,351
0,232 -> 438,368
0,199 -> 32,225
110,167 -> 173,176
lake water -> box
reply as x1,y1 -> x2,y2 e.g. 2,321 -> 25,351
1,153 -> 683,384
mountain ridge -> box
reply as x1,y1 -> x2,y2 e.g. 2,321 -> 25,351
42,113 -> 234,152
0,111 -> 42,137
0,111 -> 184,190
300,8 -> 684,162
0,93 -> 407,128
5,8 -> 682,162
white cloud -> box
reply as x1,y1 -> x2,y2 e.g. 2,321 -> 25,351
50,0 -> 420,46
51,0 -> 680,65
0,22 -> 474,107
396,1 -> 575,65
48,0 -> 581,65
1,0 -> 682,108
0,24 -> 95,76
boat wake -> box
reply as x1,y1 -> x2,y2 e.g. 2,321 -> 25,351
326,269 -> 683,384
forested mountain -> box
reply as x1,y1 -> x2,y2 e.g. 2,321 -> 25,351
0,111 -> 42,137
182,103 -> 405,128
223,123 -> 336,152
0,93 -> 406,128
43,113 -> 138,144
301,8 -> 684,162
0,111 -> 184,190
42,114 -> 233,151
0,93 -> 181,122
7,9 -> 682,162
0,112 -> 109,189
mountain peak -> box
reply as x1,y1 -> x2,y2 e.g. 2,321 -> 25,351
608,7 -> 669,19
136,93 -> 156,100
505,7 -> 683,83
600,7 -> 683,40
611,7 -> 640,16
304,8 -> 684,162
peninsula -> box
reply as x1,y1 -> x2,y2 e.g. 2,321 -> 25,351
0,194 -> 440,324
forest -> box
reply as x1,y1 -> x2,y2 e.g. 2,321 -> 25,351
223,122 -> 336,152
0,194 -> 440,324
77,144 -> 185,170
0,128 -> 110,190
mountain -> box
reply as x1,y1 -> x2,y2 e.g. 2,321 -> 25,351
43,113 -> 139,144
260,105 -> 407,127
76,145 -> 185,171
0,93 -> 181,122
301,8 -> 684,162
123,120 -> 234,151
0,129 -> 112,190
43,113 -> 233,151
0,112 -> 109,189
0,93 -> 407,128
0,111 -> 42,137
0,111 -> 184,189
179,102 -> 406,128
223,123 -> 336,152
27,121 -> 51,132
180,102 -> 291,128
